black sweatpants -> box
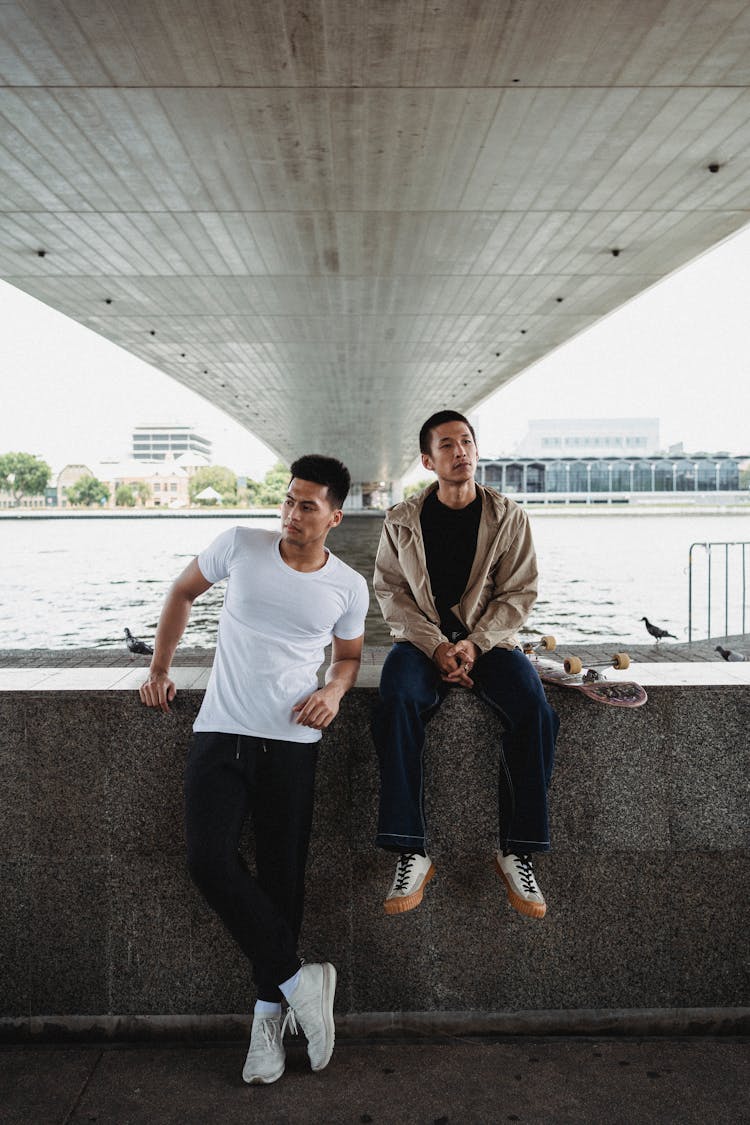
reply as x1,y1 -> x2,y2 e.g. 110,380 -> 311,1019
184,731 -> 318,1002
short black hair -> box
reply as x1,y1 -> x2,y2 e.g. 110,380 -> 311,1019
289,454 -> 351,509
419,411 -> 477,455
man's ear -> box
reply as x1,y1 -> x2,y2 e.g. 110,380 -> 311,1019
330,507 -> 344,528
421,452 -> 434,472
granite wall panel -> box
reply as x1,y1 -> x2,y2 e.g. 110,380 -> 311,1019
0,698 -> 28,861
0,861 -> 31,1016
664,689 -> 750,849
23,698 -> 112,859
26,857 -> 110,1015
1,684 -> 747,1019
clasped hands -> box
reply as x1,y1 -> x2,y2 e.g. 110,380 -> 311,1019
433,639 -> 480,687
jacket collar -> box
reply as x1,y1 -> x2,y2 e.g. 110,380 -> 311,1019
388,481 -> 507,532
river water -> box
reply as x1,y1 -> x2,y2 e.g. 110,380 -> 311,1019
1,510 -> 748,649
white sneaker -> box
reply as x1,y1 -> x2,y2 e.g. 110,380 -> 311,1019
495,850 -> 546,919
283,962 -> 337,1072
384,853 -> 435,915
242,1014 -> 285,1084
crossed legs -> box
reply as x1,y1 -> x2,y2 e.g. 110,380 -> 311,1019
184,731 -> 317,1000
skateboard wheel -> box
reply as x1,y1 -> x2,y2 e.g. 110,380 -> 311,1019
540,635 -> 556,652
563,656 -> 583,675
612,652 -> 630,670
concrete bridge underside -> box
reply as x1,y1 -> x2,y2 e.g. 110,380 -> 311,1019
2,1 -> 750,484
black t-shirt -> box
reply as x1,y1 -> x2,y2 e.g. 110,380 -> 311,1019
420,488 -> 482,640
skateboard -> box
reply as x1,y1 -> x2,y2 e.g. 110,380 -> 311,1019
523,636 -> 648,708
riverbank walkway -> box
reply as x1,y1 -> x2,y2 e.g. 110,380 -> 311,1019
3,1035 -> 748,1124
1,633 -> 748,669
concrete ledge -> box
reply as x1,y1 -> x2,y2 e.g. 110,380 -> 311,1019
2,655 -> 750,693
2,1008 -> 748,1044
1,680 -> 748,1025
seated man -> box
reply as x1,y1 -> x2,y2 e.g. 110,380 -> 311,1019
372,411 -> 559,919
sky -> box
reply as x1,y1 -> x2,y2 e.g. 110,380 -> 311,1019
473,224 -> 750,463
1,224 -> 749,481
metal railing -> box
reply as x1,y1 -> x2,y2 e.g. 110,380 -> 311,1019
688,541 -> 749,642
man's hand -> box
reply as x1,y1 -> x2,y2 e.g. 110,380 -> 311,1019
137,559 -> 212,715
451,638 -> 480,672
139,670 -> 176,714
433,641 -> 461,677
433,639 -> 479,687
292,683 -> 344,730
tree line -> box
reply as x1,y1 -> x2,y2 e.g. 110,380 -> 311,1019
0,452 -> 291,509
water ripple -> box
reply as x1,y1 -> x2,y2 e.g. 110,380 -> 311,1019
1,511 -> 748,648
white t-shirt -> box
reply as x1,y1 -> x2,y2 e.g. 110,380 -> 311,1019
193,527 -> 369,742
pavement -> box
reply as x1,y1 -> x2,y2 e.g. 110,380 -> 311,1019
2,1036 -> 749,1125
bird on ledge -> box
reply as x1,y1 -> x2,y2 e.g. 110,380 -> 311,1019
640,616 -> 677,642
715,645 -> 747,662
125,627 -> 153,657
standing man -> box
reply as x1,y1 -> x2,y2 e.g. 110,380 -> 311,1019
139,455 -> 368,1085
372,412 -> 558,920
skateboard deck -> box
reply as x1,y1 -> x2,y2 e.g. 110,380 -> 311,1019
524,638 -> 648,708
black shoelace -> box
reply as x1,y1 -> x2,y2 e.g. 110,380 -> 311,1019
394,853 -> 417,892
516,854 -> 536,894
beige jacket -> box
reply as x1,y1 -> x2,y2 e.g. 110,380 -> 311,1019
373,482 -> 538,657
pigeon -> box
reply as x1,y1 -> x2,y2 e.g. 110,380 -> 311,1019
124,627 -> 153,656
715,645 -> 747,662
641,616 -> 677,642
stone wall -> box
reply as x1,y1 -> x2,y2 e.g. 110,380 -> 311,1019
1,684 -> 748,1025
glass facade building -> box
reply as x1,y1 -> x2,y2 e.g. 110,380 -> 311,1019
478,455 -> 745,495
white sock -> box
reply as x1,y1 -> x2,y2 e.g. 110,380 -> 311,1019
254,999 -> 282,1017
279,968 -> 302,1000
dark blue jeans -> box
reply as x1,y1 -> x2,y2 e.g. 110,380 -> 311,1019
372,642 -> 559,855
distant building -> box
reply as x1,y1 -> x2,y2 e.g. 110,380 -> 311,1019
478,452 -> 747,496
101,458 -> 191,508
0,488 -> 48,509
132,424 -> 211,463
517,418 -> 660,458
173,451 -> 211,474
55,464 -> 94,508
34,457 -> 204,509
